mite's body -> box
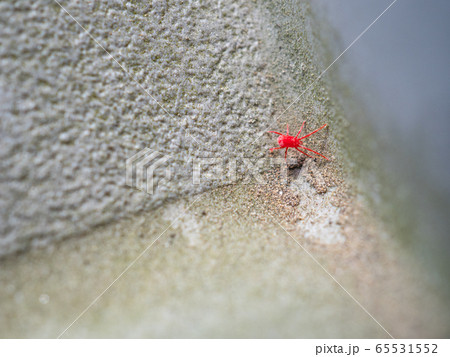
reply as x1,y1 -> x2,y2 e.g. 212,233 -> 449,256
268,122 -> 329,162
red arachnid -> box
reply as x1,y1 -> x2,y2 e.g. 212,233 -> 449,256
268,121 -> 329,162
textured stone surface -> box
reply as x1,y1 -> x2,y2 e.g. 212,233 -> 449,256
1,0 -> 448,339
0,0 -> 277,255
1,182 -> 448,338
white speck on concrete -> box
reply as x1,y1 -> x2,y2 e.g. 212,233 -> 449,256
290,169 -> 345,244
39,294 -> 50,305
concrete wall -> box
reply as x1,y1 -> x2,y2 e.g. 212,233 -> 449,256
0,0 -> 340,257
0,0 -> 283,256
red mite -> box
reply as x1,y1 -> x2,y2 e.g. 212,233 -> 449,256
268,121 -> 329,162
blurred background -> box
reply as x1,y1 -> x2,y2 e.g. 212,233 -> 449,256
314,0 -> 450,285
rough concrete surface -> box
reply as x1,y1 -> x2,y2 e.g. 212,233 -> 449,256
1,0 -> 448,338
0,178 -> 447,338
0,0 -> 275,256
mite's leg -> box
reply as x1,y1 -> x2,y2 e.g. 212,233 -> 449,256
298,123 -> 327,141
295,121 -> 306,138
298,145 -> 329,160
285,148 -> 288,160
268,131 -> 283,135
269,147 -> 283,152
294,147 -> 313,158
286,123 -> 289,135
